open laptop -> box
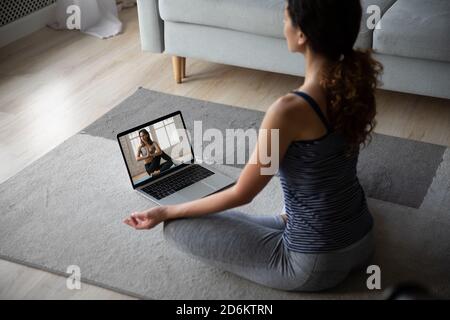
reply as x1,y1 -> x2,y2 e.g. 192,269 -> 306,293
117,111 -> 235,205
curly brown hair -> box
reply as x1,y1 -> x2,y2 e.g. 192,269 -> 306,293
287,0 -> 383,153
321,50 -> 383,153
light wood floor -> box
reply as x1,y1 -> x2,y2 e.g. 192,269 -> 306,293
0,7 -> 449,299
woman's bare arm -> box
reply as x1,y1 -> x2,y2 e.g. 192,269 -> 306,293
153,142 -> 163,156
162,97 -> 299,220
136,146 -> 150,161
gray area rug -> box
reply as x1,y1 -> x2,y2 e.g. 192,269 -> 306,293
1,88 -> 449,299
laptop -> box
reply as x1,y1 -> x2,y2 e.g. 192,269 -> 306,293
117,111 -> 235,205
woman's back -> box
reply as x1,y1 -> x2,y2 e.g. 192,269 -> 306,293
279,91 -> 374,254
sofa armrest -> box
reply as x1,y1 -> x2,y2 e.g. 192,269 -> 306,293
136,0 -> 164,53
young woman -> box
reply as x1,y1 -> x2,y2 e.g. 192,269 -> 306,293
124,0 -> 382,292
136,129 -> 173,176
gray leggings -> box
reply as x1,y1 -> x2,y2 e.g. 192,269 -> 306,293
163,210 -> 375,292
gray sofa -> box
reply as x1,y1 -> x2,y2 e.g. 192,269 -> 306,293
137,0 -> 450,99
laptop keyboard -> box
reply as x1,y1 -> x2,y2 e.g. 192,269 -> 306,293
141,164 -> 215,200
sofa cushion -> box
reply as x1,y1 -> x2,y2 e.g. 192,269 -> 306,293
374,0 -> 450,62
159,0 -> 285,39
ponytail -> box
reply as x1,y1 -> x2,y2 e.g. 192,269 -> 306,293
320,49 -> 383,154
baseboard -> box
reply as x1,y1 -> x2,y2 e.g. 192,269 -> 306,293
0,3 -> 57,48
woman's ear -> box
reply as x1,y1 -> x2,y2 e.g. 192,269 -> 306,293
297,29 -> 307,48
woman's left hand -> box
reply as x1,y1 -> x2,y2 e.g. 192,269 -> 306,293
123,206 -> 168,230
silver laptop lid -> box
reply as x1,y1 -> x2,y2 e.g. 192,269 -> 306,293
117,111 -> 195,189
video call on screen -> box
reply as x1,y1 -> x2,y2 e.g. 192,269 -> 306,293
119,115 -> 192,185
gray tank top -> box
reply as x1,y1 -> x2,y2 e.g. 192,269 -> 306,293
279,91 -> 374,253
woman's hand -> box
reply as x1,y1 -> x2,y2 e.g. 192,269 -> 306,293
150,148 -> 162,157
123,206 -> 167,230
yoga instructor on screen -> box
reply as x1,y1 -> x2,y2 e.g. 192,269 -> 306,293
136,129 -> 173,176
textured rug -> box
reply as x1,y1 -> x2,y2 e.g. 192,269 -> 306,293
1,88 -> 449,299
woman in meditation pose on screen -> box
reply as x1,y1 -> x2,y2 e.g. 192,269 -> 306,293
125,0 -> 382,292
136,129 -> 173,177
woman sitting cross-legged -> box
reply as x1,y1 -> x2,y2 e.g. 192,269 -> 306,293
136,129 -> 174,177
124,0 -> 382,292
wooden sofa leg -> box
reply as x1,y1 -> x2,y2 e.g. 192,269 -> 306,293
181,57 -> 186,79
172,56 -> 185,84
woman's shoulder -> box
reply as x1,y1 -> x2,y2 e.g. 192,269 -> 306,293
267,93 -> 312,124
268,88 -> 330,140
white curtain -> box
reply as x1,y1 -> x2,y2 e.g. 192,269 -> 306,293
49,0 -> 122,39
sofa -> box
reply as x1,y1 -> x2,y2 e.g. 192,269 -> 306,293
136,0 -> 450,99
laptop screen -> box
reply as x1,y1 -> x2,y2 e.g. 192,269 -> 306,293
117,112 -> 194,188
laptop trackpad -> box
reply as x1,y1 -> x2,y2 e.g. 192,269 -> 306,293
176,181 -> 215,200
